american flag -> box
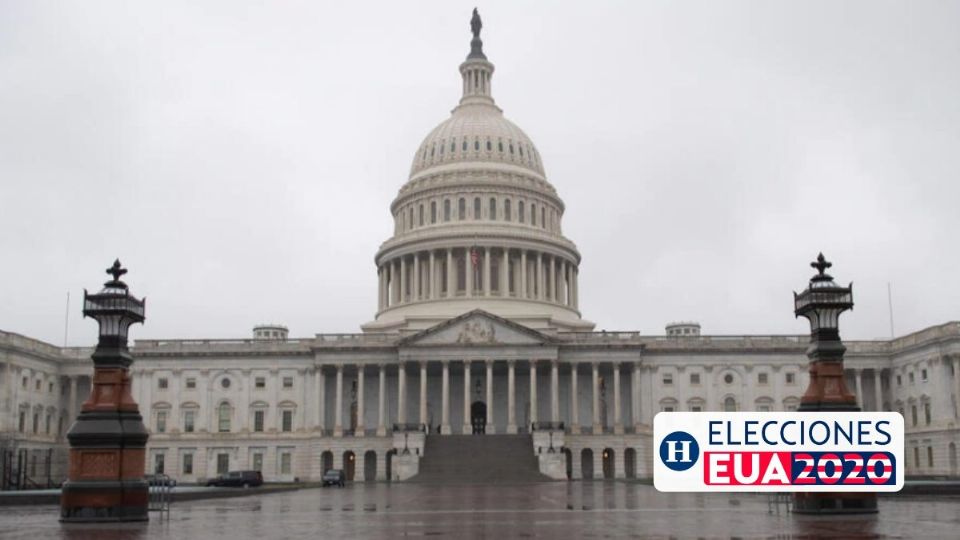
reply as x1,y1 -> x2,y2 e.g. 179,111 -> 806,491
470,247 -> 480,267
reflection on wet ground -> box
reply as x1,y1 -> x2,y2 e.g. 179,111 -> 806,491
1,482 -> 959,539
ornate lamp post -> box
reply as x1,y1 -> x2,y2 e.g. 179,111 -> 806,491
61,260 -> 150,522
792,253 -> 877,514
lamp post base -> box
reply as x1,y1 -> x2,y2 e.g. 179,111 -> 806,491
792,492 -> 878,515
60,479 -> 149,522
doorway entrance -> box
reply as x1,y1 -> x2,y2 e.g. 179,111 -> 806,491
471,401 -> 487,434
363,451 -> 377,482
343,451 -> 356,480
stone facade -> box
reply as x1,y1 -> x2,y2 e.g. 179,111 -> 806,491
1,15 -> 959,487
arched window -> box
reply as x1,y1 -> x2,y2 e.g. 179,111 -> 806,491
498,140 -> 503,152
509,142 -> 514,154
431,201 -> 437,224
519,145 -> 524,157
475,139 -> 480,151
473,197 -> 481,219
489,198 -> 497,220
439,140 -> 444,155
541,207 -> 546,228
486,140 -> 492,151
518,201 -> 525,223
430,144 -> 435,158
408,208 -> 413,230
504,199 -> 512,221
418,204 -> 424,226
218,403 -> 231,432
450,139 -> 456,153
531,204 -> 537,226
457,198 -> 466,220
462,140 -> 467,151
443,200 -> 451,221
723,397 -> 737,412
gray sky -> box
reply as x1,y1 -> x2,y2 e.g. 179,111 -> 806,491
1,1 -> 958,345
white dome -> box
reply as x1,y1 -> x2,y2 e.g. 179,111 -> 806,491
409,103 -> 545,178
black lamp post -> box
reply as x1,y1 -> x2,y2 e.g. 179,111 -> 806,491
61,260 -> 150,522
792,253 -> 877,514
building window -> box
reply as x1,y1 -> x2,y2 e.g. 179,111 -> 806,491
921,369 -> 928,382
182,454 -> 193,475
218,403 -> 231,432
45,414 -> 51,434
255,377 -> 266,389
184,411 -> 195,433
474,197 -> 481,219
283,377 -> 294,389
252,452 -> 264,472
282,410 -> 293,432
758,373 -> 768,385
531,204 -> 537,225
418,204 -> 424,226
724,374 -> 734,385
35,379 -> 41,391
519,201 -> 525,223
458,198 -> 466,220
280,452 -> 292,475
443,200 -> 451,221
217,453 -> 229,475
690,373 -> 700,385
911,405 -> 918,426
724,397 -> 737,412
924,402 -> 932,425
662,373 -> 673,385
504,199 -> 511,221
431,201 -> 437,223
928,446 -> 934,467
154,453 -> 165,474
786,373 -> 795,385
221,378 -> 231,389
254,410 -> 265,432
914,446 -> 920,468
897,374 -> 902,386
22,376 -> 27,388
662,406 -> 675,413
185,378 -> 196,389
32,413 -> 39,433
158,378 -> 168,390
156,411 -> 167,433
18,411 -> 25,432
541,207 -> 546,228
690,405 -> 702,412
909,372 -> 915,384
48,382 -> 54,393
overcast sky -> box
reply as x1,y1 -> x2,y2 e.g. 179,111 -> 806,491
1,1 -> 958,345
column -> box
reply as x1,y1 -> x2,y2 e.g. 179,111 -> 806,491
549,256 -> 556,302
466,248 -> 474,297
485,360 -> 494,434
463,361 -> 472,434
529,361 -> 538,426
536,252 -> 543,300
953,357 -> 960,419
501,247 -> 509,296
429,250 -> 436,299
334,365 -> 344,437
520,250 -> 528,298
507,361 -> 517,433
570,365 -> 579,433
318,368 -> 326,434
551,360 -> 560,423
396,257 -> 406,303
632,363 -> 641,430
356,366 -> 365,437
591,362 -> 601,434
613,363 -> 623,434
397,362 -> 407,424
446,249 -> 454,298
419,361 -> 428,428
412,253 -> 420,301
377,364 -> 386,436
441,361 -> 450,434
68,376 -> 77,424
854,369 -> 864,409
873,369 -> 883,412
483,247 -> 491,296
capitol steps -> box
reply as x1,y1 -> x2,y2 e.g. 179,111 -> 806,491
411,434 -> 549,484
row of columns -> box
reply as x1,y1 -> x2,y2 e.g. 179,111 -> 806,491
377,248 -> 579,310
1,364 -> 81,435
315,360 -> 636,438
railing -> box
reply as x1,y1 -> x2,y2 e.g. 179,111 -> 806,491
392,423 -> 427,433
531,421 -> 565,431
146,474 -> 172,518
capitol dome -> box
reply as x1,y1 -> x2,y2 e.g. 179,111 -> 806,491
363,11 -> 593,334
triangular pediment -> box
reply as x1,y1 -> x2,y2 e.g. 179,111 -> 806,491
398,310 -> 553,347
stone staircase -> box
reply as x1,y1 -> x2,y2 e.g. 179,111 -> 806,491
411,434 -> 549,484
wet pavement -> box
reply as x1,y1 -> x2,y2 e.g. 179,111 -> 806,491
1,482 -> 959,539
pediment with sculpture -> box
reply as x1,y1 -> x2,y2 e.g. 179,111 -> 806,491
399,310 -> 552,347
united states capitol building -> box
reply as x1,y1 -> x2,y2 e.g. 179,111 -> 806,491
2,14 -> 959,487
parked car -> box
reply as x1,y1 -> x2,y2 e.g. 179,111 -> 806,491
206,470 -> 264,488
143,474 -> 177,487
322,469 -> 346,487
